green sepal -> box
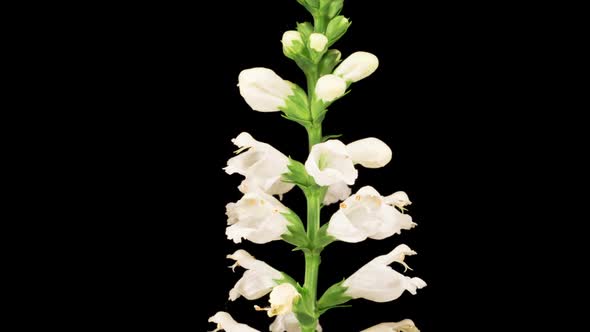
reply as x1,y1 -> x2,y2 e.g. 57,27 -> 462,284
274,272 -> 300,289
314,222 -> 335,250
282,158 -> 317,189
321,133 -> 342,142
297,22 -> 314,40
318,49 -> 342,76
292,286 -> 318,329
317,279 -> 352,314
281,209 -> 310,249
279,83 -> 311,124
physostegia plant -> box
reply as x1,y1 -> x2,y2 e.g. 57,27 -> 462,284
209,1 -> 426,331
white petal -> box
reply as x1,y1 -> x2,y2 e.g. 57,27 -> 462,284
384,191 -> 412,209
270,312 -> 323,332
333,51 -> 379,82
227,249 -> 282,301
327,186 -> 414,243
323,181 -> 351,205
282,31 -> 302,47
225,191 -> 289,244
225,132 -> 294,196
315,74 -> 347,102
343,245 -> 426,302
257,284 -> 301,317
309,33 -> 328,52
305,140 -> 358,186
208,312 -> 260,332
361,319 -> 419,332
238,68 -> 294,112
346,137 -> 392,168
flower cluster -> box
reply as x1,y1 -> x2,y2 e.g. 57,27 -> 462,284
209,1 -> 425,331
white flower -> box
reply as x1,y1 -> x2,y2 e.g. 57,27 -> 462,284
255,283 -> 300,317
384,191 -> 411,212
346,137 -> 392,168
343,244 -> 427,302
327,186 -> 416,243
270,312 -> 323,332
224,132 -> 294,196
227,249 -> 283,301
282,31 -> 303,48
315,74 -> 347,102
226,191 -> 290,244
333,51 -> 379,82
238,68 -> 295,112
304,140 -> 358,186
323,181 -> 351,205
361,319 -> 419,332
208,311 -> 260,332
309,33 -> 328,52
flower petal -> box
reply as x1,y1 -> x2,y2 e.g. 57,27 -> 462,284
346,137 -> 392,168
208,311 -> 260,332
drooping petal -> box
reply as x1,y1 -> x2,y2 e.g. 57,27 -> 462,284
305,140 -> 358,186
323,181 -> 351,205
225,191 -> 290,244
346,137 -> 392,168
227,249 -> 282,301
238,68 -> 294,112
225,132 -> 294,196
361,319 -> 419,332
384,191 -> 412,210
343,244 -> 426,302
208,312 -> 260,332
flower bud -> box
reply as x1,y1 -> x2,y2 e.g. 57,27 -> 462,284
315,74 -> 346,102
326,16 -> 350,46
309,33 -> 328,52
334,51 -> 379,82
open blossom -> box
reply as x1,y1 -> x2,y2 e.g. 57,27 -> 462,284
255,283 -> 300,317
208,312 -> 259,332
270,312 -> 323,332
343,244 -> 426,302
227,249 -> 283,301
333,51 -> 379,82
304,138 -> 392,186
226,191 -> 289,244
323,181 -> 352,205
361,319 -> 420,332
327,186 -> 416,243
238,67 -> 295,112
225,132 -> 294,196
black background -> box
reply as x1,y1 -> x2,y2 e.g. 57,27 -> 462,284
87,0 -> 569,331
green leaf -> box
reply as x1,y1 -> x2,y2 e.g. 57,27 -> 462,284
317,279 -> 352,314
281,209 -> 309,248
282,158 -> 317,189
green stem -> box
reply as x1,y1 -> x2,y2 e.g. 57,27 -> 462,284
307,125 -> 322,150
302,189 -> 321,332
